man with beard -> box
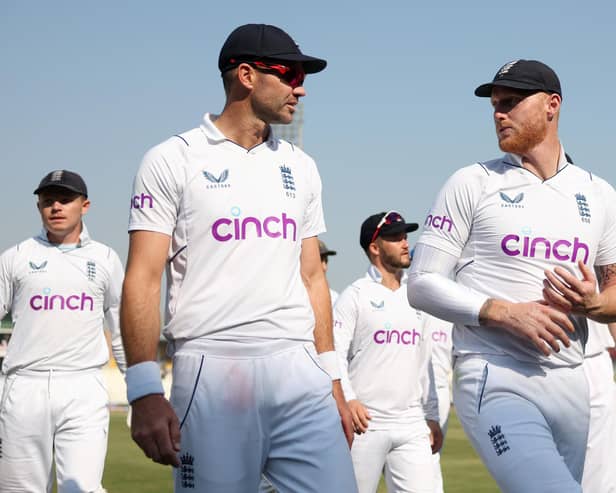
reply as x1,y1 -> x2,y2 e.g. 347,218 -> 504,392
334,211 -> 442,493
407,60 -> 616,493
121,24 -> 356,493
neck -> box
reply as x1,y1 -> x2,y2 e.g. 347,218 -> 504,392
517,134 -> 562,180
376,264 -> 403,291
214,103 -> 269,149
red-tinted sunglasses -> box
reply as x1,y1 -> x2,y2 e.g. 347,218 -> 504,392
370,210 -> 404,244
250,60 -> 306,89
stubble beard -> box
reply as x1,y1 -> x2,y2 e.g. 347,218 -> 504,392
381,250 -> 411,270
498,117 -> 548,155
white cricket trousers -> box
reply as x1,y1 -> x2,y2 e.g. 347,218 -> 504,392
582,349 -> 616,493
169,340 -> 357,493
351,426 -> 435,493
453,354 -> 588,493
0,368 -> 109,493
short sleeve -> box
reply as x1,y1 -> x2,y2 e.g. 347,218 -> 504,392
300,156 -> 326,239
416,164 -> 486,258
128,142 -> 184,236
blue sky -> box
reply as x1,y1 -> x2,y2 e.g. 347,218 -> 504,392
2,1 -> 615,292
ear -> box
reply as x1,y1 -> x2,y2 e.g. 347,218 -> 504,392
368,241 -> 380,258
81,198 -> 91,216
236,63 -> 257,90
546,93 -> 561,121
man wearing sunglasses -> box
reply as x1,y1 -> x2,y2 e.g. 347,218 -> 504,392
408,60 -> 616,493
333,211 -> 443,492
121,24 -> 356,492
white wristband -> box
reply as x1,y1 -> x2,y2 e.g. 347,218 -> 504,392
318,351 -> 341,380
125,361 -> 165,403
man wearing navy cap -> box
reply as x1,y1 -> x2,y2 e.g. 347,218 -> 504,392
0,170 -> 125,492
121,24 -> 356,492
408,59 -> 616,492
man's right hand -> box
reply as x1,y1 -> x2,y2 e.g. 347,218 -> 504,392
130,393 -> 181,467
348,399 -> 372,434
479,298 -> 575,356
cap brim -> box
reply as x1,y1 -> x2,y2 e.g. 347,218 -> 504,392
321,250 -> 337,256
474,80 -> 545,97
266,53 -> 327,74
33,184 -> 87,196
380,222 -> 419,237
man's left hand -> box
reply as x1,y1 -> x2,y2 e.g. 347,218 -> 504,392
332,380 -> 354,448
427,419 -> 443,454
543,261 -> 601,316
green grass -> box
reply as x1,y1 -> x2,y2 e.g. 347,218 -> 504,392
100,409 -> 498,492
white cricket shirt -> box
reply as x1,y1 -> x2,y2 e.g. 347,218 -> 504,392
128,113 -> 325,343
334,265 -> 438,428
0,225 -> 126,373
417,147 -> 616,366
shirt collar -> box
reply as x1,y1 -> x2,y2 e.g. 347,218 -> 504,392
36,222 -> 91,248
505,143 -> 568,171
200,112 -> 276,147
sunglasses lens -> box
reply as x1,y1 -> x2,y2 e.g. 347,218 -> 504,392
253,61 -> 305,88
284,67 -> 305,88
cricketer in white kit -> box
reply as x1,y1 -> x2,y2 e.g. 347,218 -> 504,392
0,170 -> 126,493
334,211 -> 442,493
121,24 -> 356,493
408,60 -> 616,493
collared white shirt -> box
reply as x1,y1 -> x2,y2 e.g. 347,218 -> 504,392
334,265 -> 438,428
0,225 -> 126,373
129,113 -> 326,344
417,146 -> 616,366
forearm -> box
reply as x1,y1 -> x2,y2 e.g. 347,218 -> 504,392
408,272 -> 488,326
408,243 -> 488,326
306,274 -> 334,353
588,286 -> 616,323
120,273 -> 162,365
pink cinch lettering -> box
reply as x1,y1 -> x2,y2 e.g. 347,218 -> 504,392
501,234 -> 589,264
29,292 -> 94,311
425,214 -> 453,233
131,193 -> 154,209
211,213 -> 297,242
373,328 -> 421,345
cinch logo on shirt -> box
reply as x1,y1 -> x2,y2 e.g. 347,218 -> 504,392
424,214 -> 453,232
29,288 -> 94,311
374,323 -> 422,345
131,193 -> 154,209
500,234 -> 589,264
432,330 -> 449,343
211,207 -> 297,242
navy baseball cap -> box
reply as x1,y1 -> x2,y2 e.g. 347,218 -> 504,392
218,24 -> 327,74
474,59 -> 562,98
360,211 -> 418,250
34,170 -> 88,197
